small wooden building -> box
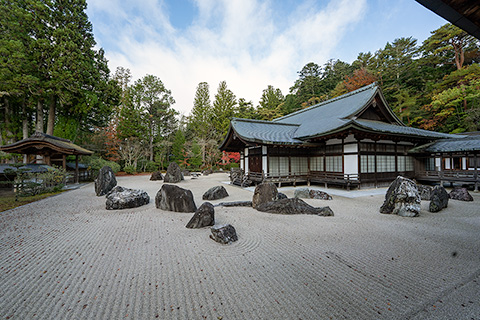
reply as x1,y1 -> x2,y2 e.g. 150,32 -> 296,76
410,133 -> 480,191
220,83 -> 460,189
0,132 -> 93,183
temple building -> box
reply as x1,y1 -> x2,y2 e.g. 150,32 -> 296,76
220,83 -> 479,190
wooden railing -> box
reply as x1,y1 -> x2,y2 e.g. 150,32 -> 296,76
417,170 -> 479,182
247,170 -> 360,189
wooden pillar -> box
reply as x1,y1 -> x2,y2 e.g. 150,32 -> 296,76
440,153 -> 444,187
62,154 -> 67,170
374,141 -> 378,188
475,153 -> 478,192
75,155 -> 79,184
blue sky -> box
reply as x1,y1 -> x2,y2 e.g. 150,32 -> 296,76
86,0 -> 447,115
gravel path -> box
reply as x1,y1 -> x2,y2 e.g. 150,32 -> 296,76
1,173 -> 479,319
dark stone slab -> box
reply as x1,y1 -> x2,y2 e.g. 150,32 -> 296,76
202,186 -> 229,200
106,186 -> 149,210
429,185 -> 449,212
256,198 -> 334,216
210,224 -> 238,244
186,202 -> 215,228
449,187 -> 474,201
216,201 -> 253,207
95,166 -> 117,196
380,176 -> 420,217
155,184 -> 197,212
163,162 -> 184,183
150,171 -> 163,181
252,183 -> 278,209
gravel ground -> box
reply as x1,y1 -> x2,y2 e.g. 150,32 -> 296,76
1,173 -> 479,319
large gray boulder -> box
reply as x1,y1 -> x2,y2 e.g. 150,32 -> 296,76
256,198 -> 334,216
150,171 -> 163,181
163,162 -> 184,183
429,185 -> 449,212
210,224 -> 238,244
252,182 -> 278,209
186,202 -> 215,228
417,185 -> 433,201
106,186 -> 149,210
449,187 -> 474,201
202,186 -> 229,200
293,188 -> 310,199
95,166 -> 117,196
380,176 -> 421,217
155,184 -> 197,212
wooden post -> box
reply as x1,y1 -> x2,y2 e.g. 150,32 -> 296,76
475,153 -> 478,192
62,154 -> 67,170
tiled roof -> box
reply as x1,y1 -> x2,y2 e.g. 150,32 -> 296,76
409,135 -> 480,153
274,83 -> 380,139
223,83 -> 456,148
229,118 -> 303,145
352,119 -> 454,139
0,132 -> 93,155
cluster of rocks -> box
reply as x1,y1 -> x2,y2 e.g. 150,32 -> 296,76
381,176 -> 475,217
154,182 -> 237,244
294,188 -> 332,200
95,166 -> 150,210
449,187 -> 474,201
251,182 -> 334,216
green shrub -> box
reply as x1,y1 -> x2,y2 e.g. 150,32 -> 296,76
123,165 -> 136,175
14,165 -> 67,197
84,156 -> 121,178
145,161 -> 158,172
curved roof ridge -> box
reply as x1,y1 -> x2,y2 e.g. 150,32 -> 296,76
273,82 -> 378,122
232,117 -> 298,126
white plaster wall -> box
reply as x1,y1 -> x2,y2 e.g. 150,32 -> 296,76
262,146 -> 268,173
462,157 -> 467,170
344,134 -> 356,143
344,154 -> 358,178
326,138 -> 343,145
344,143 -> 358,153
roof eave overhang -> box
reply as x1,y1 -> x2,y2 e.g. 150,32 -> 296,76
299,122 -> 447,143
0,141 -> 93,156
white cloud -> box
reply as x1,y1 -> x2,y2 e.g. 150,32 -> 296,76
87,0 -> 367,115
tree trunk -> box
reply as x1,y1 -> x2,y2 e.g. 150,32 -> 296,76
46,95 -> 56,135
4,96 -> 14,143
36,100 -> 44,133
22,98 -> 29,139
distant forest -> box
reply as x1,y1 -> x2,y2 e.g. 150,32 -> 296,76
1,1 -> 479,172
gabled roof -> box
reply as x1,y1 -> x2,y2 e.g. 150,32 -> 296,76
0,132 -> 94,156
274,83 -> 402,139
220,83 -> 454,151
